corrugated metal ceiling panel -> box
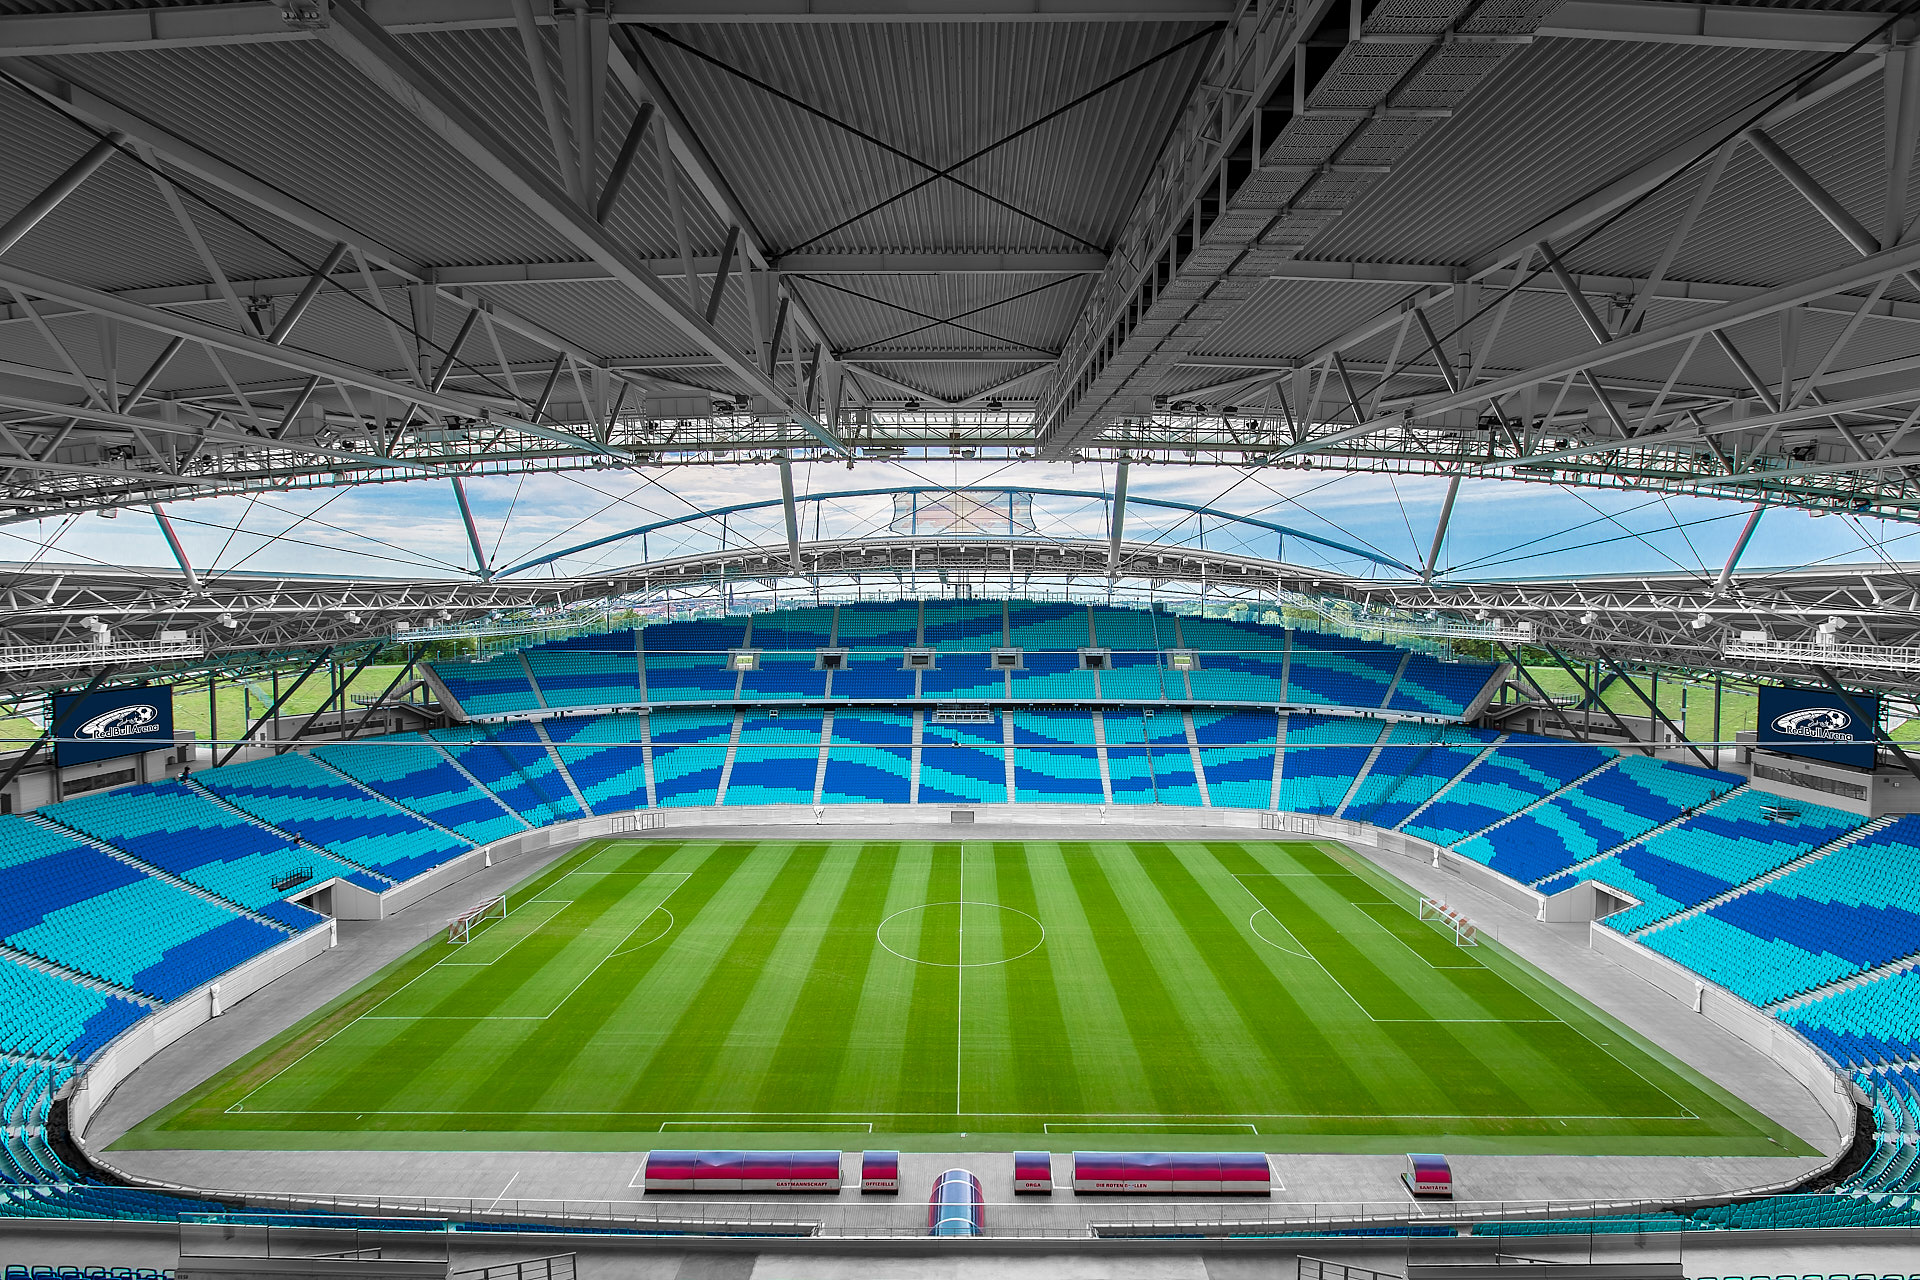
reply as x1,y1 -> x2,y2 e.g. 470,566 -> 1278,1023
1187,279 -> 1419,362
0,81 -> 333,291
1303,40 -> 1818,268
793,272 -> 1088,353
43,39 -> 587,269
398,25 -> 725,260
642,20 -> 1213,256
851,360 -> 1047,402
478,280 -> 710,360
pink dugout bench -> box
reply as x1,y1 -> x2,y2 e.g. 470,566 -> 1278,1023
643,1150 -> 843,1192
1071,1151 -> 1272,1194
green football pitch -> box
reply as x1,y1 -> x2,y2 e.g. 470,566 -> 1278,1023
120,837 -> 1809,1155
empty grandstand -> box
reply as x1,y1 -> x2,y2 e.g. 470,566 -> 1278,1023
9,0 -> 1920,1269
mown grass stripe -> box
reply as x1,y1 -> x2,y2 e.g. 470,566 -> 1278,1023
1098,842 -> 1302,1112
611,843 -> 829,1115
752,842 -> 899,1113
829,843 -> 939,1116
1134,842 -> 1353,1119
1056,840 -> 1233,1119
692,843 -> 862,1114
987,841 -> 1086,1119
1019,842 -> 1157,1117
453,841 -> 751,1119
896,843 -> 961,1115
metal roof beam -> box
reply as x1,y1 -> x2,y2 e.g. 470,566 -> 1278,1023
1466,54 -> 1885,277
1422,235 -> 1920,416
0,263 -> 472,419
1537,1 -> 1910,52
1263,260 -> 1920,324
21,0 -> 1881,60
314,0 -> 844,454
0,2 -> 1238,57
0,62 -> 653,417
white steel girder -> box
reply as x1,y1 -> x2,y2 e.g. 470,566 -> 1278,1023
314,0 -> 846,454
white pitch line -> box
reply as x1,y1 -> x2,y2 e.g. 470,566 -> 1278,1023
955,840 -> 964,1117
227,1107 -> 1705,1121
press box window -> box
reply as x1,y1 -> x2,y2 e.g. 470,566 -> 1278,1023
815,648 -> 848,671
1078,648 -> 1111,671
728,649 -> 761,672
991,648 -> 1024,670
903,647 -> 936,670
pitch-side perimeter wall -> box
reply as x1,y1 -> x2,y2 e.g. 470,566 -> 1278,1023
70,803 -> 1856,1218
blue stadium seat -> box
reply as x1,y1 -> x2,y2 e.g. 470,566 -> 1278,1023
821,711 -> 914,804
1010,710 -> 1103,803
917,719 -> 1006,804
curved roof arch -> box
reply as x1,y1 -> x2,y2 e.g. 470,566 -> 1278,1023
493,484 -> 1418,577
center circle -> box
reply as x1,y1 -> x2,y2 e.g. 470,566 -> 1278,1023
875,901 -> 1045,968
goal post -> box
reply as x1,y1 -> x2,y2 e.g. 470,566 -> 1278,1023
1416,895 -> 1479,946
448,894 -> 506,944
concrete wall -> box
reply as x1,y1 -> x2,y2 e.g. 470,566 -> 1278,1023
1590,922 -> 1859,1157
69,924 -> 337,1137
68,797 -> 1855,1207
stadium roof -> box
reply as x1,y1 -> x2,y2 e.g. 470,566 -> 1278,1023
3,0 -> 1919,689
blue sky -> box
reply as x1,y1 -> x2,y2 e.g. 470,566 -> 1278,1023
14,458 -> 1910,586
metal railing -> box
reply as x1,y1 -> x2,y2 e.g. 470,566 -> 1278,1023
148,1191 -> 1901,1240
0,637 -> 206,671
1723,636 -> 1920,673
452,1254 -> 574,1280
1299,1259 -> 1403,1280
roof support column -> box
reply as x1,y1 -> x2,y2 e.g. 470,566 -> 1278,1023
284,642 -> 388,749
450,476 -> 491,580
341,652 -> 421,741
219,646 -> 333,767
1422,471 -> 1461,582
1749,126 -> 1920,295
150,503 -> 198,592
1541,644 -> 1655,756
1496,642 -> 1593,743
1107,460 -> 1129,578
779,452 -> 802,575
1715,504 -> 1765,594
1594,648 -> 1714,769
266,242 -> 349,346
1886,46 -> 1920,250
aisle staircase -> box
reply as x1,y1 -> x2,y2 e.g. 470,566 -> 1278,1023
531,721 -> 594,815
1529,786 -> 1746,889
1637,814 -> 1896,937
301,753 -> 479,849
22,815 -> 297,936
1392,734 -> 1506,830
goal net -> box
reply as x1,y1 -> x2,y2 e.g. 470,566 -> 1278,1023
1416,895 -> 1479,946
448,894 -> 506,944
